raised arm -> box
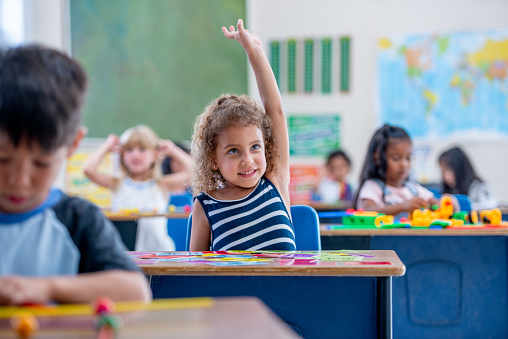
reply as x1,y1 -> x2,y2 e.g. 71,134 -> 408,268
158,139 -> 192,193
222,19 -> 290,189
82,134 -> 119,189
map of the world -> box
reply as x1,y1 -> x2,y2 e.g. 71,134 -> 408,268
378,30 -> 508,139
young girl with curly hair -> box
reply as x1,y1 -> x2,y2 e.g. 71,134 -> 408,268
189,19 -> 296,251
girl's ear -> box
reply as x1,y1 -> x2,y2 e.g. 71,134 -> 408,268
210,156 -> 218,170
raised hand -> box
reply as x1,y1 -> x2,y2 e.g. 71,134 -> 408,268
222,19 -> 262,52
157,139 -> 176,157
105,134 -> 120,153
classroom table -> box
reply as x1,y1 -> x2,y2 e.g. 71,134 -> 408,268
0,297 -> 296,339
131,250 -> 406,339
320,225 -> 508,338
104,212 -> 190,251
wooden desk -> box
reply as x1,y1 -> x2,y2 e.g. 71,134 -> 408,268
133,250 -> 405,339
105,212 -> 190,221
0,297 -> 296,339
320,225 -> 508,338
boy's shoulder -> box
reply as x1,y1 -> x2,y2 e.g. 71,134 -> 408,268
51,191 -> 139,274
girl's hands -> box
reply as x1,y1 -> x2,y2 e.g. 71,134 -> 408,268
105,134 -> 120,153
400,196 -> 428,212
222,19 -> 262,52
157,139 -> 176,157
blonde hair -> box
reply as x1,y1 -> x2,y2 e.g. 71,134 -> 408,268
191,94 -> 277,195
111,125 -> 162,190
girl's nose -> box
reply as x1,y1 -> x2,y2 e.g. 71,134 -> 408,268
241,155 -> 254,166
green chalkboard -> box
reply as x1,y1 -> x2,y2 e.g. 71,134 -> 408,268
70,0 -> 246,140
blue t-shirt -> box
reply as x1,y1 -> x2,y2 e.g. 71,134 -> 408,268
196,177 -> 296,251
0,188 -> 138,276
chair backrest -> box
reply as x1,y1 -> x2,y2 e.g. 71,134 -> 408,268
169,193 -> 193,207
184,205 -> 321,251
185,214 -> 193,251
290,205 -> 321,250
454,194 -> 472,212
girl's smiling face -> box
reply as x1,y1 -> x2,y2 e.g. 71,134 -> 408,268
383,138 -> 412,188
212,124 -> 266,189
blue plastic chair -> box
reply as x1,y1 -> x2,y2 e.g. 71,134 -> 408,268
169,193 -> 192,207
185,205 -> 321,251
454,194 -> 472,211
291,205 -> 321,250
167,193 -> 193,251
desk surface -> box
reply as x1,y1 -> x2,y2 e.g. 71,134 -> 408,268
131,250 -> 405,277
0,297 -> 296,339
105,212 -> 190,221
305,202 -> 350,211
321,224 -> 508,236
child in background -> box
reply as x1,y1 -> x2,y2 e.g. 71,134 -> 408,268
189,19 -> 296,251
83,125 -> 191,251
313,150 -> 353,205
354,124 -> 437,215
439,146 -> 497,210
0,45 -> 150,305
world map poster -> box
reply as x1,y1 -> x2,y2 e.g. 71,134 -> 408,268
378,29 -> 508,140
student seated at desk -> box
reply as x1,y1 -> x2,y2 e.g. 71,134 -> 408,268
439,146 -> 497,210
0,45 -> 150,305
312,150 -> 353,205
354,124 -> 438,216
189,20 -> 296,251
84,125 -> 191,251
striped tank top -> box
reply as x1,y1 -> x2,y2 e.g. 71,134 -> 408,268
195,177 -> 296,251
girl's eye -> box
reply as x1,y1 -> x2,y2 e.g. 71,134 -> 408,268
251,144 -> 260,150
227,148 -> 238,154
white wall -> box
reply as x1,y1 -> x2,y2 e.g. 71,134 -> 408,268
247,0 -> 508,204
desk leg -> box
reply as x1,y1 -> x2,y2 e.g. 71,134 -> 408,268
377,276 -> 392,339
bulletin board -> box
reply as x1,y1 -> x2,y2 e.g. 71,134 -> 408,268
70,0 -> 246,141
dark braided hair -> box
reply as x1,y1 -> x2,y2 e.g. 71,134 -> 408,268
353,124 -> 411,208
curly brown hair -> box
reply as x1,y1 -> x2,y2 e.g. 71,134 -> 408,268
191,94 -> 278,195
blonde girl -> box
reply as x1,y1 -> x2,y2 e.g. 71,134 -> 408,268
83,125 -> 191,251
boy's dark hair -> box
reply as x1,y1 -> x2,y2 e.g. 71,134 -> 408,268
0,45 -> 87,152
439,146 -> 481,195
326,150 -> 351,167
353,124 -> 411,208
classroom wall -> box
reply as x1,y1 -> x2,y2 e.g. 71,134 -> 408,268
247,0 -> 508,204
23,0 -> 508,203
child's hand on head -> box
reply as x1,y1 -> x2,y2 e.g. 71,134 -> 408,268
222,19 -> 262,52
157,139 -> 176,157
401,196 -> 428,212
105,134 -> 120,153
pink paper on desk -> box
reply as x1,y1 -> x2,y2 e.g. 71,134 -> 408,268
133,260 -> 154,264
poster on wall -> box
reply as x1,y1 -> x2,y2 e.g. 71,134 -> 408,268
378,29 -> 508,140
288,114 -> 340,156
66,152 -> 113,209
289,165 -> 320,204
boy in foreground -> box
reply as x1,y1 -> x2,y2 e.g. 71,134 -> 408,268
0,45 -> 151,305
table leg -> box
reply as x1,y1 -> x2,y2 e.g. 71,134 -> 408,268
377,276 -> 392,339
